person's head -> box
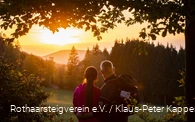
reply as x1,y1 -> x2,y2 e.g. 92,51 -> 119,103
100,60 -> 115,79
83,66 -> 98,83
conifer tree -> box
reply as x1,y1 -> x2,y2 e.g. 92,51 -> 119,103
66,46 -> 79,89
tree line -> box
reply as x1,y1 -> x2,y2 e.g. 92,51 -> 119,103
65,39 -> 185,106
1,36 -> 185,106
1,0 -> 194,121
109,39 -> 185,105
0,36 -> 185,121
46,39 -> 185,106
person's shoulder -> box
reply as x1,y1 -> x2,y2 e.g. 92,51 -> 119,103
94,86 -> 100,93
106,76 -> 118,85
74,84 -> 85,92
101,79 -> 117,91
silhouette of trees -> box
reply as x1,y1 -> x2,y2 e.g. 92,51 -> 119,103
110,39 -> 185,105
0,0 -> 194,120
66,46 -> 79,89
22,54 -> 55,87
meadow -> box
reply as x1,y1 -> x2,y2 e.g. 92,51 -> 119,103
44,87 -> 167,122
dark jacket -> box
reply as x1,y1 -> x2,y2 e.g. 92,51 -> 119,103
93,74 -> 129,122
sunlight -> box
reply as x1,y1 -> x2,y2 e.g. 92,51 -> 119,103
40,28 -> 83,45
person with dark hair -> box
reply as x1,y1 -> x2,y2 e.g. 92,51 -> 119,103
77,60 -> 138,122
73,66 -> 100,122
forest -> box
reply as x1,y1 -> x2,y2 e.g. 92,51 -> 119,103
0,36 -> 185,107
1,0 -> 195,121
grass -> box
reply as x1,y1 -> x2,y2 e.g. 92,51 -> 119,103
44,87 -> 78,122
44,87 -> 167,122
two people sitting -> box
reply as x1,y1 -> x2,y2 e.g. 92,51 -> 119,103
73,60 -> 137,122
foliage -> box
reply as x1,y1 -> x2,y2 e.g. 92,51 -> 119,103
0,37 -> 56,122
0,0 -> 188,41
21,54 -> 56,87
164,70 -> 186,122
67,46 -> 79,75
80,44 -> 110,87
0,35 -> 21,63
65,46 -> 79,89
110,39 -> 185,105
136,70 -> 187,122
136,111 -> 162,122
22,54 -> 45,76
54,64 -> 66,88
1,0 -> 195,120
63,44 -> 110,89
42,57 -> 56,86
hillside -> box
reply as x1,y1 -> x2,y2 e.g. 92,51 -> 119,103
43,50 -> 86,64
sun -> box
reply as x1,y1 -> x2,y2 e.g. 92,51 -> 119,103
40,28 -> 83,45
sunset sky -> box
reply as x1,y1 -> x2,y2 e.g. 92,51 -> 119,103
5,22 -> 185,57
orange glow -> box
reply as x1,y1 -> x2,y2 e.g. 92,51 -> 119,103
15,23 -> 184,57
40,28 -> 84,45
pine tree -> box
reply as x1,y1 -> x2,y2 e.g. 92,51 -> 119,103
103,48 -> 109,59
92,43 -> 101,55
66,46 -> 79,89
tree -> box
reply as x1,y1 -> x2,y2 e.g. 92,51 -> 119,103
22,54 -> 41,76
102,48 -> 110,59
54,64 -> 66,88
0,0 -> 194,121
66,46 -> 79,89
0,37 -> 55,122
110,39 -> 185,105
42,57 -> 55,86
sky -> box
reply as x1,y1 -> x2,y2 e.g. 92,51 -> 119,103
4,22 -> 185,57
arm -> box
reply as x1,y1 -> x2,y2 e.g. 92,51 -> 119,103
73,89 -> 78,115
75,87 -> 101,120
76,112 -> 93,120
75,84 -> 112,120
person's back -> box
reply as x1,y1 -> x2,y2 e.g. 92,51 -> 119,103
96,60 -> 138,122
97,74 -> 129,122
73,84 -> 100,122
75,61 -> 138,122
73,66 -> 100,122
94,60 -> 129,122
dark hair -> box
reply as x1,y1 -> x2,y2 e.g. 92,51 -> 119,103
83,66 -> 98,108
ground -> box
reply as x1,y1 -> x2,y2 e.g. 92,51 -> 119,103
44,87 -> 166,122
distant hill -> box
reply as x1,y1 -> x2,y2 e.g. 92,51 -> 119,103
43,50 -> 86,64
